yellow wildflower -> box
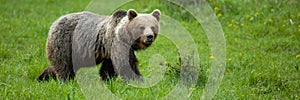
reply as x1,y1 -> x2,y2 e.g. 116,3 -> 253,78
231,19 -> 235,23
214,7 -> 219,12
241,23 -> 245,27
228,24 -> 233,27
233,24 -> 238,30
246,14 -> 250,19
210,55 -> 215,60
268,19 -> 273,23
217,13 -> 222,17
228,58 -> 232,61
282,24 -> 286,27
189,87 -> 197,91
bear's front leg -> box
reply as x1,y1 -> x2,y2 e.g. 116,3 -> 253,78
99,59 -> 117,80
129,49 -> 141,76
112,58 -> 142,82
111,42 -> 142,82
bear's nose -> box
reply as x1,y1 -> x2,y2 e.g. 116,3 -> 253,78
146,34 -> 154,40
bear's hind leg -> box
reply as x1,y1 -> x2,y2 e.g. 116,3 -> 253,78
37,65 -> 75,82
55,64 -> 76,81
37,66 -> 57,82
99,59 -> 117,80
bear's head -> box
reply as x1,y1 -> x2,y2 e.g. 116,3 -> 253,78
124,9 -> 160,50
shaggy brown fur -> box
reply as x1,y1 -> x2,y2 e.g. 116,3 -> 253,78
37,9 -> 160,82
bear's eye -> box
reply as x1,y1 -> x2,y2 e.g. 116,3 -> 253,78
151,26 -> 155,30
140,26 -> 145,30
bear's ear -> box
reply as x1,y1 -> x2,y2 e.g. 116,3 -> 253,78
151,9 -> 161,21
127,9 -> 138,20
112,10 -> 127,18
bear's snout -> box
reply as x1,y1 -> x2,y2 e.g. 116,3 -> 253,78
145,34 -> 154,44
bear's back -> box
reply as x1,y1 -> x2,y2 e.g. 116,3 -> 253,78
46,11 -> 107,68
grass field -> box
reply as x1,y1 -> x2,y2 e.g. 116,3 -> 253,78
1,0 -> 299,99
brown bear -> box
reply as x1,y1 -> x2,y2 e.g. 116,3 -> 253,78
37,9 -> 160,82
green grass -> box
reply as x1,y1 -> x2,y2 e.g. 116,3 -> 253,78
1,0 -> 299,99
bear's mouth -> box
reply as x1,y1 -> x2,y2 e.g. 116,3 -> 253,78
141,40 -> 152,47
143,40 -> 153,44
132,39 -> 152,50
143,40 -> 153,45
